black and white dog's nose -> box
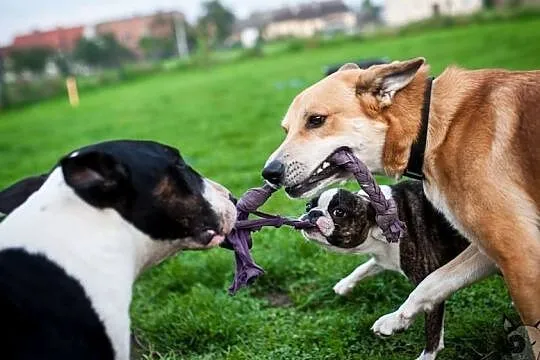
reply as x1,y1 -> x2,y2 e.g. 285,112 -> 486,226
307,210 -> 324,223
262,160 -> 285,185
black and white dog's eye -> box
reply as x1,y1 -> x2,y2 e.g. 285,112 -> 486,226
305,202 -> 314,212
306,115 -> 327,129
332,208 -> 346,218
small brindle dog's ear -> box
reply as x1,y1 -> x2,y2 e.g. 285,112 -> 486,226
355,195 -> 376,225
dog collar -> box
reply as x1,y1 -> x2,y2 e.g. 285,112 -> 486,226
403,77 -> 434,180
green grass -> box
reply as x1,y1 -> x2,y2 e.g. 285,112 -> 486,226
2,17 -> 540,359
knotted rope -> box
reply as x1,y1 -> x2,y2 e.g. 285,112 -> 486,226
224,183 -> 314,294
224,149 -> 406,294
330,149 -> 406,243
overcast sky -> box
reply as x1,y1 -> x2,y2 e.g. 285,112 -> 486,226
0,0 -> 368,46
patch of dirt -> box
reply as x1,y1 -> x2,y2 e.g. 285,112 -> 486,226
264,292 -> 293,308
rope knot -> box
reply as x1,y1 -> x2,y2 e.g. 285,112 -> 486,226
225,149 -> 407,294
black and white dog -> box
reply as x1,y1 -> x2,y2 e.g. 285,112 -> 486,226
301,181 -> 497,360
0,140 -> 236,360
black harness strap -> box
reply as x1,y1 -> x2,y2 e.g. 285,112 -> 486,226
403,77 -> 434,180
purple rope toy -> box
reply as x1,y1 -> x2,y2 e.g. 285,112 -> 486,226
223,149 -> 406,294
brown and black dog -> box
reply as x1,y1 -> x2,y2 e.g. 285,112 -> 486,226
262,58 -> 540,353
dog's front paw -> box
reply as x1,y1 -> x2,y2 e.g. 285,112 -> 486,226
333,277 -> 355,296
371,311 -> 413,337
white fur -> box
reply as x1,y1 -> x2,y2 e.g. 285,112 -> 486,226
333,258 -> 383,296
371,245 -> 497,337
202,178 -> 237,235
266,115 -> 387,198
318,188 -> 339,210
303,186 -> 404,292
0,168 -> 227,360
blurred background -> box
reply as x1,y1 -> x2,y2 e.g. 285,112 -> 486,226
2,0 -> 539,109
1,1 -> 539,359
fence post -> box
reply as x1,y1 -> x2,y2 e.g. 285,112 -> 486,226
0,53 -> 8,110
66,76 -> 80,107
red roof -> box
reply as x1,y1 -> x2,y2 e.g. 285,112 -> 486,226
12,26 -> 84,52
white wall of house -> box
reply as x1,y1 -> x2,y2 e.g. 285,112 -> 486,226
240,27 -> 259,48
382,0 -> 483,27
265,12 -> 356,39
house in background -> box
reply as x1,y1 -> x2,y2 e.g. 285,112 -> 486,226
95,11 -> 184,58
231,0 -> 357,44
229,12 -> 272,48
11,26 -> 84,52
382,0 -> 483,27
265,0 -> 357,39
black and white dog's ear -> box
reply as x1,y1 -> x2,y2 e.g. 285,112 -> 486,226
61,151 -> 129,203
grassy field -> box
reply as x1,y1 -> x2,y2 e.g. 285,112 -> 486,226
1,17 -> 540,360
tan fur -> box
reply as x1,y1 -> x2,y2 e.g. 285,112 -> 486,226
271,59 -> 540,331
425,67 -> 540,326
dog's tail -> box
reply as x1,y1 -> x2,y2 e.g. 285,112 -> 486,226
0,174 -> 47,216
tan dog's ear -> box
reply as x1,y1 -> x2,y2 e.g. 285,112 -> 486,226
338,63 -> 360,72
364,57 -> 425,107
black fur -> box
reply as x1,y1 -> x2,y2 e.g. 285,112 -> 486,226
0,249 -> 114,360
0,174 -> 47,215
0,140 -> 233,359
307,181 -> 469,354
61,140 -> 222,243
0,140 -> 224,244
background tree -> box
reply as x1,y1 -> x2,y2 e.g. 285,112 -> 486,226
73,34 -> 134,69
100,33 -> 134,68
73,37 -> 103,67
0,53 -> 8,109
358,0 -> 383,24
10,47 -> 53,74
53,53 -> 71,77
139,36 -> 175,60
198,0 -> 236,47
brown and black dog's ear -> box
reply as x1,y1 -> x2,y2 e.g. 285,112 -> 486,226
357,57 -> 425,107
0,174 -> 48,215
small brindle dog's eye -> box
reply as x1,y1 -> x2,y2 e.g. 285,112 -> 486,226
306,115 -> 327,129
332,208 -> 346,218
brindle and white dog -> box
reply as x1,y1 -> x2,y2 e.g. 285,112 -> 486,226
301,181 -> 494,360
262,59 -> 540,353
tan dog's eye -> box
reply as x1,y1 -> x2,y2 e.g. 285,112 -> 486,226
306,115 -> 327,129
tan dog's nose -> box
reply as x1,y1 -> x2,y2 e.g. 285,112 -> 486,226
261,160 -> 285,185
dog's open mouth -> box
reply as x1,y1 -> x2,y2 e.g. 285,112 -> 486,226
285,150 -> 348,198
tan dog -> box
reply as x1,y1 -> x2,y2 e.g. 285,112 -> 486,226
262,58 -> 540,346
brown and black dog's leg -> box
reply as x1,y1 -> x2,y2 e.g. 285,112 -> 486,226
0,174 -> 47,215
420,303 -> 445,360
